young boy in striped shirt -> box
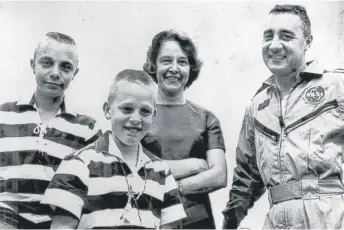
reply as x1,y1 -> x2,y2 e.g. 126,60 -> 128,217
0,32 -> 101,229
41,69 -> 186,229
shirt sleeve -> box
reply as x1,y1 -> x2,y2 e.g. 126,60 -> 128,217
160,168 -> 186,226
206,111 -> 226,151
222,106 -> 266,229
41,154 -> 90,220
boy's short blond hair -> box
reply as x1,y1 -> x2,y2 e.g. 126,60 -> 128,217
34,32 -> 79,64
107,69 -> 157,105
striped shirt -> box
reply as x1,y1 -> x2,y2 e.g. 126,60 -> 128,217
0,93 -> 102,226
41,131 -> 186,229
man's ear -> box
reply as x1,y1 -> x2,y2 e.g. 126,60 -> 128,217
305,35 -> 313,52
103,102 -> 111,120
30,59 -> 35,74
73,67 -> 79,79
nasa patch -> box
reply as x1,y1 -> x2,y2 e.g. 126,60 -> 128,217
304,86 -> 325,104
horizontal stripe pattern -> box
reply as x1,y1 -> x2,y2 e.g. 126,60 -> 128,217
0,103 -> 36,113
0,124 -> 88,150
0,193 -> 43,202
2,200 -> 49,214
0,164 -> 54,181
0,110 -> 97,136
0,150 -> 62,171
162,188 -> 181,209
0,179 -> 49,194
0,113 -> 98,141
0,123 -> 37,138
88,176 -> 131,195
78,208 -> 160,229
53,159 -> 90,186
41,188 -> 84,219
43,138 -> 186,228
0,111 -> 38,125
0,136 -> 75,160
87,175 -> 163,201
0,205 -> 51,228
47,174 -> 88,198
138,167 -> 166,185
0,100 -> 101,224
161,202 -> 186,225
83,192 -> 163,215
88,160 -> 131,178
50,116 -> 98,140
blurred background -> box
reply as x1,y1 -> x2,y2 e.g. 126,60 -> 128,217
1,1 -> 344,228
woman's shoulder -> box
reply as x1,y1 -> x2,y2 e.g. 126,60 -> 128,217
186,100 -> 218,119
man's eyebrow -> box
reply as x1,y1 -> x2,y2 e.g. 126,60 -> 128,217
38,56 -> 53,60
263,29 -> 273,35
61,61 -> 73,65
279,29 -> 296,35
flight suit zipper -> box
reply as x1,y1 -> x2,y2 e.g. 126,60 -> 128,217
284,100 -> 338,135
254,118 -> 280,142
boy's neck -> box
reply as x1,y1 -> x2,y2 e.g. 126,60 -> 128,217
35,89 -> 64,113
112,134 -> 139,169
35,89 -> 64,124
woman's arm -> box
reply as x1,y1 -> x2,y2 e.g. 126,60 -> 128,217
164,158 -> 209,180
178,148 -> 227,194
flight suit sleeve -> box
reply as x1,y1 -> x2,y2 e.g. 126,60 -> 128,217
332,69 -> 344,163
222,106 -> 266,229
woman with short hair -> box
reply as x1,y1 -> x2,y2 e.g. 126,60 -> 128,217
142,30 -> 227,229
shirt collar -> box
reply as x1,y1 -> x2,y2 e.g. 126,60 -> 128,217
95,131 -> 151,171
262,60 -> 325,88
16,92 -> 67,113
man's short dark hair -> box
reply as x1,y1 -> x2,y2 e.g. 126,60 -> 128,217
269,5 -> 311,38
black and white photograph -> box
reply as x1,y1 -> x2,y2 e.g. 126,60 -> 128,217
1,1 -> 344,229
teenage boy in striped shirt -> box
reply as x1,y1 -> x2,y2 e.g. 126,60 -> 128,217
0,32 -> 101,228
41,69 -> 186,229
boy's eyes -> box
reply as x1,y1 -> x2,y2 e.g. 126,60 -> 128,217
141,108 -> 152,115
40,60 -> 53,67
119,107 -> 153,116
120,107 -> 133,113
61,63 -> 73,72
38,59 -> 74,72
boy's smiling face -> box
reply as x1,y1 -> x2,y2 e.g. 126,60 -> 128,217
104,81 -> 156,147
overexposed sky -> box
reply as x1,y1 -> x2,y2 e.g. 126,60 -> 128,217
1,1 -> 344,228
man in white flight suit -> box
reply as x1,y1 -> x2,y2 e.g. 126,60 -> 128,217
222,4 -> 344,229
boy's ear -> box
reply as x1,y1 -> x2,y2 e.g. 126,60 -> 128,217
30,59 -> 35,74
103,102 -> 111,120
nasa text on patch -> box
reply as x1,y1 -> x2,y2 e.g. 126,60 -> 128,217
304,86 -> 325,104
